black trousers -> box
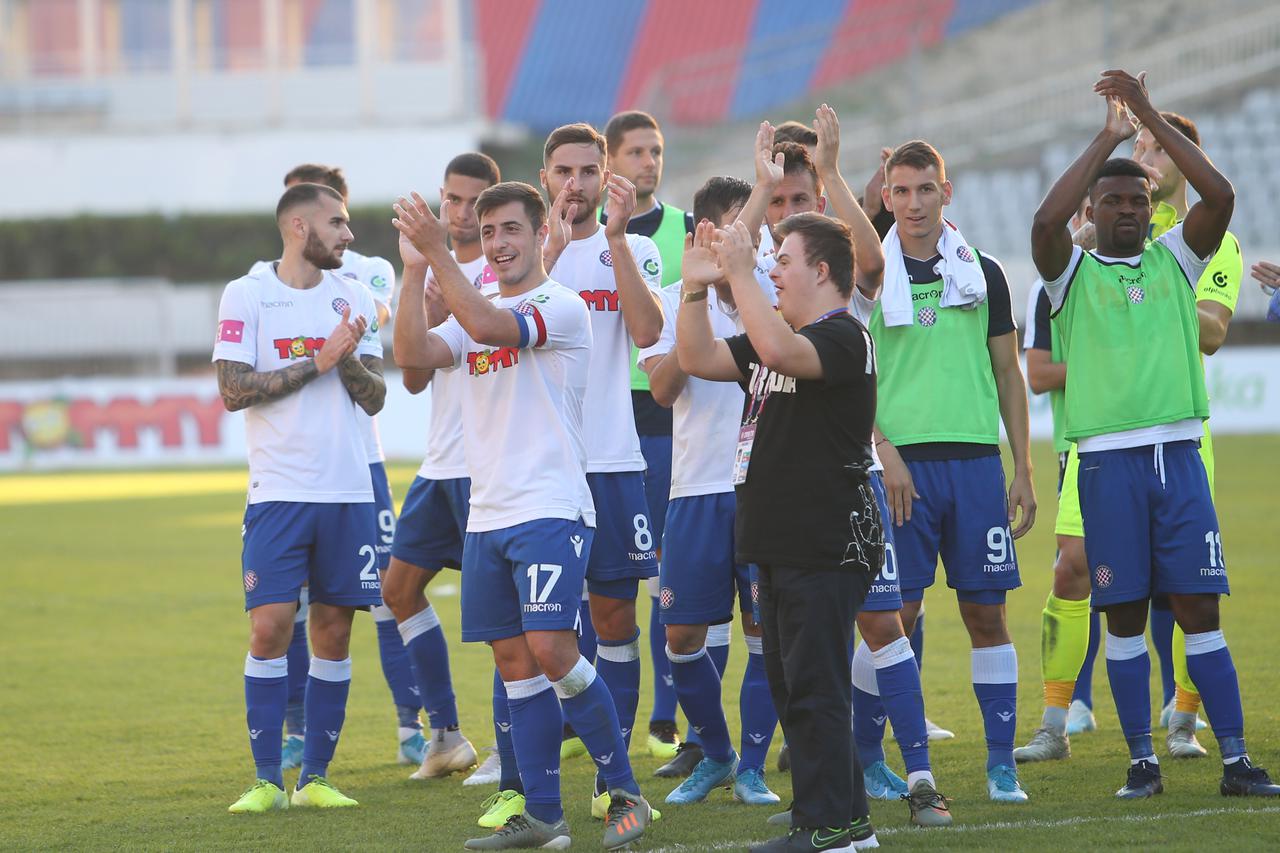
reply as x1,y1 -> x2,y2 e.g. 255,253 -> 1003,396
757,563 -> 870,829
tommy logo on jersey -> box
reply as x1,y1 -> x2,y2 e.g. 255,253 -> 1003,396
467,347 -> 520,375
580,289 -> 620,311
273,336 -> 326,359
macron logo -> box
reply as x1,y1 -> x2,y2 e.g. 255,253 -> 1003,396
248,729 -> 262,740
662,675 -> 674,688
325,730 -> 340,742
596,753 -> 614,766
497,722 -> 512,733
872,715 -> 886,727
571,535 -> 584,558
996,712 -> 1014,723
749,733 -> 766,745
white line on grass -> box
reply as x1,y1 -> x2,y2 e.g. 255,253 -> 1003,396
643,805 -> 1280,851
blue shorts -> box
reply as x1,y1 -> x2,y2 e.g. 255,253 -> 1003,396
460,518 -> 594,642
862,473 -> 904,612
391,476 -> 471,571
640,435 -> 673,548
1079,440 -> 1227,607
241,501 -> 381,611
369,463 -> 396,572
658,492 -> 753,625
585,471 -> 658,596
894,454 -> 1021,597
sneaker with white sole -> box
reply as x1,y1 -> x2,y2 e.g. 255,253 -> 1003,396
1065,700 -> 1097,736
733,767 -> 781,805
987,764 -> 1029,803
465,813 -> 571,851
925,718 -> 954,741
465,746 -> 502,786
410,730 -> 477,779
1013,726 -> 1070,763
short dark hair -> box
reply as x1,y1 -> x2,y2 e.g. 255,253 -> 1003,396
284,164 -> 348,200
1090,158 -> 1151,198
604,111 -> 661,157
774,212 -> 855,297
474,181 -> 547,232
544,123 -> 607,164
885,140 -> 945,182
276,182 -> 344,219
1160,111 -> 1200,147
445,152 -> 501,186
773,141 -> 821,192
693,176 -> 752,225
773,121 -> 817,148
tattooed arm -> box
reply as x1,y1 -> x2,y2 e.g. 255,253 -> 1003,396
337,354 -> 386,416
215,359 -> 321,412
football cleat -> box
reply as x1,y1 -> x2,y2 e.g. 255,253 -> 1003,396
776,743 -> 791,772
280,735 -> 304,771
925,718 -> 954,741
398,730 -> 429,766
1065,700 -> 1097,736
734,767 -> 781,805
1013,726 -> 1071,763
477,790 -> 526,829
1221,758 -> 1280,797
647,720 -> 681,761
591,789 -> 661,822
228,780 -> 288,814
559,737 -> 587,761
1116,759 -> 1163,798
767,805 -> 792,827
749,825 -> 865,852
654,741 -> 704,778
863,760 -> 908,800
987,765 -> 1029,803
1167,718 -> 1208,758
411,732 -> 477,779
1159,698 -> 1207,731
905,779 -> 952,827
291,776 -> 358,808
665,752 -> 738,804
464,813 -> 571,851
849,816 -> 880,849
464,746 -> 503,787
603,789 -> 652,850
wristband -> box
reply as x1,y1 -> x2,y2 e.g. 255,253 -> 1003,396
681,289 -> 709,303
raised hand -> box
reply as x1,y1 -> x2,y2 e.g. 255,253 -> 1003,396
399,230 -> 428,269
543,177 -> 577,268
392,192 -> 449,260
603,172 -> 638,239
1095,70 -> 1151,129
1252,260 -> 1280,293
710,221 -> 758,281
863,146 -> 893,215
754,121 -> 784,187
681,219 -> 722,290
1101,94 -> 1138,142
813,103 -> 841,175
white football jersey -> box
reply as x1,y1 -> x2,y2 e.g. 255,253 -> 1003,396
639,284 -> 744,498
251,249 -> 395,463
213,265 -> 382,504
416,254 -> 497,480
549,228 -> 662,473
430,279 -> 595,532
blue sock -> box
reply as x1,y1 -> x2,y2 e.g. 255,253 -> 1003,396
972,644 -> 1018,771
505,675 -> 563,824
299,657 -> 352,786
1149,598 -> 1176,707
492,668 -> 522,793
684,623 -> 732,749
244,653 -> 287,789
1106,633 -> 1155,760
649,599 -> 678,724
874,638 -> 930,774
577,598 -> 597,662
554,656 -> 639,795
1184,630 -> 1246,760
1072,609 -> 1101,708
596,629 -> 641,749
851,641 -> 887,768
910,610 -> 925,672
285,614 -> 309,736
667,646 -> 734,763
739,637 -> 776,772
372,605 -> 420,729
397,605 -> 459,730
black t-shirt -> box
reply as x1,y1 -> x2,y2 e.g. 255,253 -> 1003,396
896,251 -> 1016,463
609,202 -> 696,437
726,313 -> 882,574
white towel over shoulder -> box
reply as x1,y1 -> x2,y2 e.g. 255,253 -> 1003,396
880,219 -> 987,327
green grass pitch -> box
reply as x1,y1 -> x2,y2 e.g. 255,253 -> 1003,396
3,436 -> 1279,850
